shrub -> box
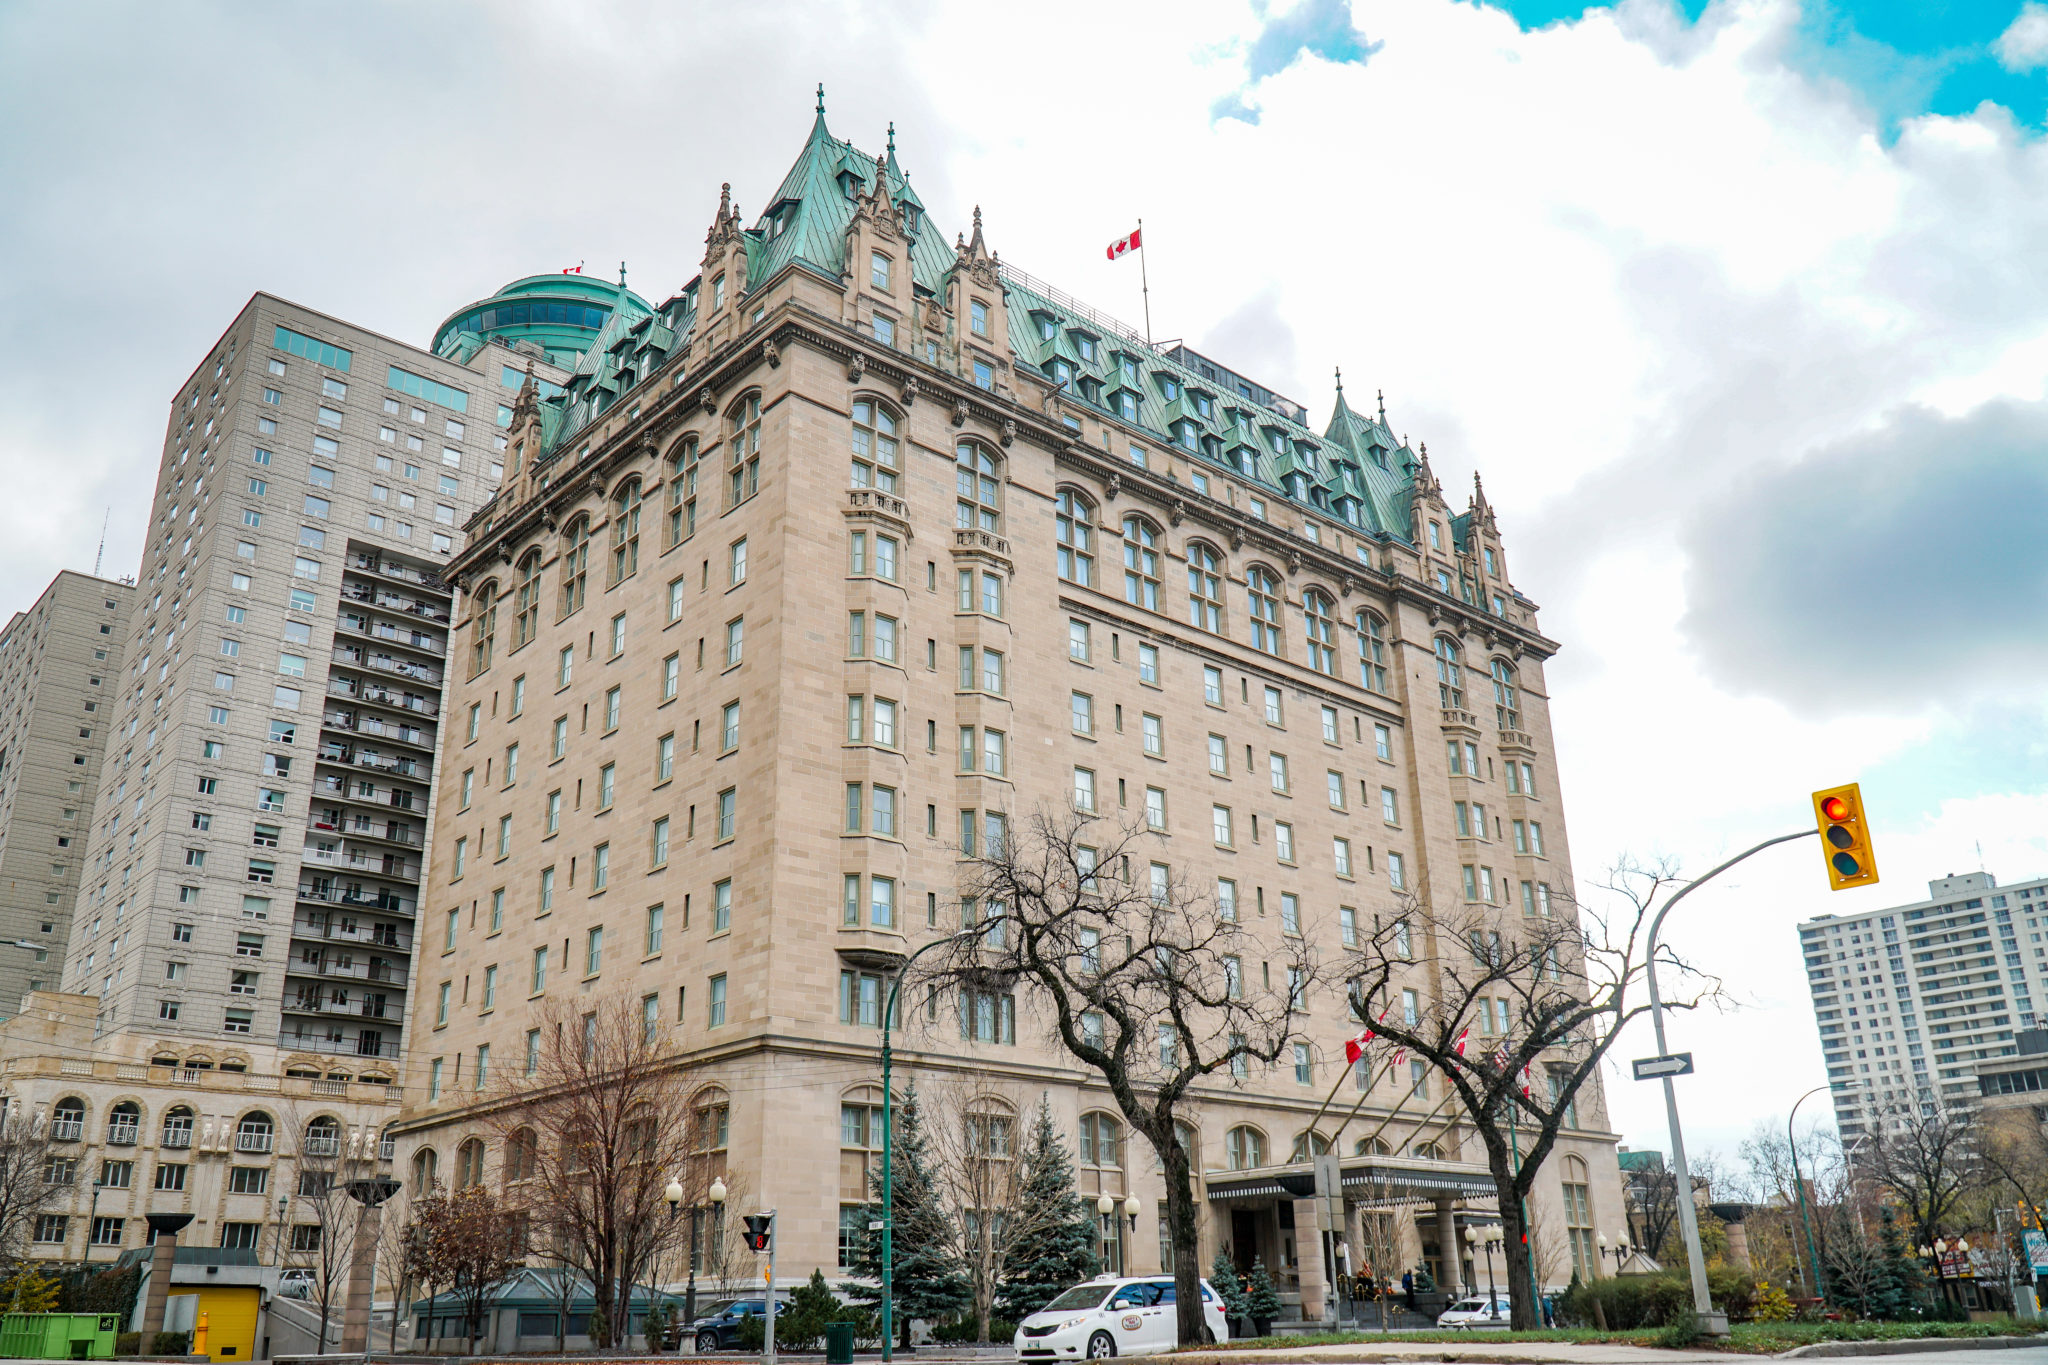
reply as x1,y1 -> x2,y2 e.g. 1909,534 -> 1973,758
735,1315 -> 766,1351
1750,1282 -> 1795,1323
152,1331 -> 191,1355
114,1333 -> 141,1356
1655,1315 -> 1702,1349
931,1314 -> 1017,1343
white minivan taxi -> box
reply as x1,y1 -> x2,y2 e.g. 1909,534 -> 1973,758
1435,1294 -> 1512,1328
1015,1275 -> 1229,1358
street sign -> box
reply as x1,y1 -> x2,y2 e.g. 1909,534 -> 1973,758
2024,1229 -> 2048,1275
1632,1053 -> 1695,1080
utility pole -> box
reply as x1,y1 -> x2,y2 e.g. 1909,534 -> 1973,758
763,1208 -> 777,1365
1787,1087 -> 1829,1304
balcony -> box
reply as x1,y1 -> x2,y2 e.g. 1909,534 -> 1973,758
106,1122 -> 138,1146
160,1127 -> 193,1150
1439,707 -> 1481,734
337,617 -> 447,657
278,1033 -> 389,1059
302,1136 -> 341,1158
327,676 -> 440,717
48,1119 -> 82,1143
234,1131 -> 273,1154
340,582 -> 451,624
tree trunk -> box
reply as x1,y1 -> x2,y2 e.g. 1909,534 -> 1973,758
976,1277 -> 993,1343
1491,1170 -> 1540,1332
1162,1139 -> 1205,1346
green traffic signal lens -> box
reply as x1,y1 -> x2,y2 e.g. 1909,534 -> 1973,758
1826,825 -> 1856,849
1832,851 -> 1862,877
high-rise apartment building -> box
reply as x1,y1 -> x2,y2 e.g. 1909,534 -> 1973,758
1,276 -> 636,1269
0,571 -> 134,1013
1799,869 -> 2048,1138
393,106 -> 1625,1306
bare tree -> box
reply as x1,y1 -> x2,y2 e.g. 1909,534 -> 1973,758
1335,860 -> 1719,1330
406,1186 -> 524,1354
1978,1107 -> 2048,1222
918,1081 -> 1085,1342
1622,1159 -> 1684,1263
0,1108 -> 54,1279
280,1107 -> 379,1352
923,811 -> 1317,1347
1856,1104 -> 1983,1242
488,994 -> 706,1348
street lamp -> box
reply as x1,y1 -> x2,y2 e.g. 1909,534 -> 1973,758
668,1175 -> 726,1337
1597,1233 -> 1631,1276
881,927 -> 982,1362
1787,1085 -> 1829,1304
1464,1226 -> 1502,1320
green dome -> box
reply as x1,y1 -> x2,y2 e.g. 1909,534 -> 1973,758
433,273 -> 653,367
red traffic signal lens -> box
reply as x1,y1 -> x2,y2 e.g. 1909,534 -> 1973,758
1821,796 -> 1852,822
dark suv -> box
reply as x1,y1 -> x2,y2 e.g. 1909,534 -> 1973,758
692,1299 -> 775,1352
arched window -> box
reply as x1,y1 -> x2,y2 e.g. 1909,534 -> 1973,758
235,1111 -> 274,1154
468,582 -> 496,676
727,393 -> 762,507
955,442 -> 1001,533
965,1099 -> 1015,1161
1303,590 -> 1337,675
1120,517 -> 1159,610
1357,612 -> 1388,693
411,1146 -> 439,1195
303,1116 -> 341,1157
505,1128 -> 539,1183
1435,636 -> 1464,709
693,1091 -> 730,1154
558,519 -> 589,617
1562,1154 -> 1595,1276
457,1137 -> 487,1189
106,1102 -> 140,1146
1224,1125 -> 1266,1170
851,401 -> 899,493
161,1106 -> 193,1149
49,1098 -> 84,1141
1412,1140 -> 1444,1161
666,437 -> 700,546
1492,659 -> 1519,730
513,553 -> 541,649
1289,1130 -> 1332,1162
1078,1112 -> 1122,1168
610,480 -> 642,584
1354,1136 -> 1390,1156
1055,490 -> 1094,587
1186,543 -> 1223,633
1247,567 -> 1282,656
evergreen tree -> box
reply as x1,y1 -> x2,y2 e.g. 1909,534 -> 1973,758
997,1097 -> 1101,1320
841,1085 -> 971,1344
1243,1258 -> 1284,1326
1208,1250 -> 1250,1324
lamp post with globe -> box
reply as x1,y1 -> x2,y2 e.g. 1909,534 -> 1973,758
667,1174 -> 727,1342
1463,1225 -> 1503,1320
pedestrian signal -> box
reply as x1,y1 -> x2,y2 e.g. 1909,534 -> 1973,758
742,1213 -> 774,1253
1812,783 -> 1879,891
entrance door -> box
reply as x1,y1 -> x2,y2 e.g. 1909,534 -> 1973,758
1231,1210 -> 1260,1273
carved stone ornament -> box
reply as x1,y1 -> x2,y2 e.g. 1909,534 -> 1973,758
926,300 -> 944,330
696,386 -> 717,415
1229,525 -> 1244,550
847,353 -> 866,382
541,510 -> 560,533
1427,602 -> 1442,626
1169,498 -> 1185,526
999,418 -> 1016,448
498,543 -> 515,565
1105,472 -> 1121,501
901,376 -> 919,406
951,397 -> 969,428
1340,575 -> 1357,598
764,340 -> 781,369
1286,550 -> 1302,576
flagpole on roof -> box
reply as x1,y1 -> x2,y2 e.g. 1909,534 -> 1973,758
1138,217 -> 1151,347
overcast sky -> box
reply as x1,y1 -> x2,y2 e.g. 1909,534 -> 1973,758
6,0 -> 2048,1167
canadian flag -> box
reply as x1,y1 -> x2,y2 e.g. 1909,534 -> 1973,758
1521,1063 -> 1535,1098
1454,1027 -> 1471,1057
1343,1026 -> 1374,1065
562,265 -> 584,275
1106,227 -> 1142,261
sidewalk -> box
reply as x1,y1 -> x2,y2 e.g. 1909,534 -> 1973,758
1168,1334 -> 2047,1364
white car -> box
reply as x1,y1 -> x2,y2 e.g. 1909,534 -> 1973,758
1015,1276 -> 1229,1358
1435,1294 -> 1511,1328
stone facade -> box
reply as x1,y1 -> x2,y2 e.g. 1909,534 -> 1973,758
0,571 -> 133,1015
391,114 -> 1628,1305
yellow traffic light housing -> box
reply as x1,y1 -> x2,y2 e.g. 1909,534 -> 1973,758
1813,783 -> 1879,891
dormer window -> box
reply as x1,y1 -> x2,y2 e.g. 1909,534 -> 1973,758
1113,391 -> 1138,421
1267,430 -> 1287,456
1159,376 -> 1180,401
712,275 -> 726,311
1428,521 -> 1443,550
903,205 -> 922,234
1120,356 -> 1139,384
1483,547 -> 1498,576
1049,359 -> 1075,390
971,299 -> 990,337
870,252 -> 893,292
1193,391 -> 1214,418
1075,333 -> 1098,362
1037,315 -> 1057,342
1172,421 -> 1198,451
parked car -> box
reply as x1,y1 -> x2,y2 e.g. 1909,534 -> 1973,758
691,1299 -> 779,1352
1014,1276 -> 1228,1358
277,1268 -> 315,1299
1435,1295 -> 1511,1328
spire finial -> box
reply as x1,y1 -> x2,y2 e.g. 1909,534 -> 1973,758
1334,366 -> 1344,394
887,121 -> 896,154
1377,388 -> 1386,423
816,83 -> 825,115
619,260 -> 627,291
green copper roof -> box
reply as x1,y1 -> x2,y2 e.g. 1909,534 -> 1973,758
433,273 -> 654,368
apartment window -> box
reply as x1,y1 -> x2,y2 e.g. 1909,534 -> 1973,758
1138,641 -> 1158,684
603,687 -> 621,732
1389,852 -> 1407,891
1068,619 -> 1091,662
1072,767 -> 1097,812
1381,788 -> 1399,825
1334,837 -> 1353,877
1144,786 -> 1166,830
553,716 -> 568,759
1055,490 -> 1095,585
1375,724 -> 1392,761
1071,692 -> 1093,735
1207,734 -> 1228,774
1212,805 -> 1233,847
708,974 -> 727,1027
558,646 -> 573,687
1121,517 -> 1160,610
656,734 -> 674,782
1204,666 -> 1223,707
531,945 -> 548,993
652,817 -> 671,867
1275,822 -> 1294,863
610,613 -> 626,657
1269,753 -> 1289,793
716,788 -> 735,841
1340,905 -> 1358,947
592,843 -> 610,891
725,617 -> 744,666
1142,714 -> 1163,756
545,790 -> 562,835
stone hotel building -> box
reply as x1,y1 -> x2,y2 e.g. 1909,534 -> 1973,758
391,105 -> 1627,1306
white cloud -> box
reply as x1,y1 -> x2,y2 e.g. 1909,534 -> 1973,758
1996,1 -> 2048,72
9,0 -> 2048,1158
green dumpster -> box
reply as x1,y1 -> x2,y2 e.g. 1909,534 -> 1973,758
824,1321 -> 855,1364
0,1313 -> 120,1360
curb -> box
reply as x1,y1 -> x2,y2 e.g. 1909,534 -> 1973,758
1776,1337 -> 2048,1359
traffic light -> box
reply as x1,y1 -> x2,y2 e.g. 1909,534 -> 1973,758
1812,783 -> 1879,891
742,1213 -> 774,1253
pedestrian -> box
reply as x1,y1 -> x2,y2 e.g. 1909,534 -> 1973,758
1401,1269 -> 1414,1311
1542,1294 -> 1555,1328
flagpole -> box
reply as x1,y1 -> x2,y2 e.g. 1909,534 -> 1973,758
1137,217 -> 1152,346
